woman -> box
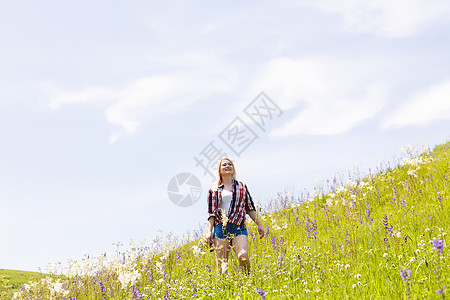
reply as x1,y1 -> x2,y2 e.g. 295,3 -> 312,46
205,157 -> 265,274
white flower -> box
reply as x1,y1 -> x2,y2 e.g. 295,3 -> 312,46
12,291 -> 24,300
407,169 -> 418,178
337,187 -> 347,194
410,257 -> 416,263
398,255 -> 403,260
347,180 -> 358,189
345,264 -> 350,269
352,284 -> 357,289
192,245 -> 205,256
383,253 -> 388,257
118,268 -> 140,289
221,260 -> 228,273
354,274 -> 362,279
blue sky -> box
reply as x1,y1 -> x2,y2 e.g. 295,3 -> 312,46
1,0 -> 450,272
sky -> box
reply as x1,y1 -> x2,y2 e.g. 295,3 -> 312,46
1,0 -> 450,272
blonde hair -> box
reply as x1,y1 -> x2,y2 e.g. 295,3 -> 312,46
212,157 -> 237,189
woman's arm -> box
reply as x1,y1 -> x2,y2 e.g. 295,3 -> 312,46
247,210 -> 265,239
205,216 -> 215,244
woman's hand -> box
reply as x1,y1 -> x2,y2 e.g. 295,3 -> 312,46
257,221 -> 265,239
205,230 -> 213,245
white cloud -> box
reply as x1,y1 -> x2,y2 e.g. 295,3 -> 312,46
41,71 -> 233,143
382,79 -> 450,128
297,0 -> 450,37
246,57 -> 389,136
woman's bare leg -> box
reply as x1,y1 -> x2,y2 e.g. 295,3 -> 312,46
213,238 -> 230,274
232,235 -> 250,274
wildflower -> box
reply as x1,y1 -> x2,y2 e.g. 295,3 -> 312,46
437,285 -> 446,295
407,169 -> 418,177
271,236 -> 278,249
347,180 -> 357,189
164,290 -> 170,300
432,238 -> 444,253
221,260 -> 228,273
192,245 -> 205,256
256,288 -> 267,299
345,264 -> 350,269
99,283 -> 107,300
400,267 -> 411,282
355,274 -> 362,279
398,255 -> 403,260
383,253 -> 388,258
352,284 -> 357,289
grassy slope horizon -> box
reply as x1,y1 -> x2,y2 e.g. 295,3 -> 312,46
3,141 -> 449,299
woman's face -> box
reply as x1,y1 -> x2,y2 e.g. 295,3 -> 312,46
220,159 -> 234,176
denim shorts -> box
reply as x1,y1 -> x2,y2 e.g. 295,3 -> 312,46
213,223 -> 248,242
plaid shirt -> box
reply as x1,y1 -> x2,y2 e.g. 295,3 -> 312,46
207,179 -> 256,227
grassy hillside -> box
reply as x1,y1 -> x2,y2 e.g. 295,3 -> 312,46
7,142 -> 450,299
0,269 -> 47,299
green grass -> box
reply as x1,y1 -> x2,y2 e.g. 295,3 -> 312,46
6,142 -> 450,299
0,269 -> 47,299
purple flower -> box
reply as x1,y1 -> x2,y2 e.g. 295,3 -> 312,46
99,282 -> 107,300
305,217 -> 317,237
365,201 -> 373,222
256,287 -> 267,299
383,215 -> 393,233
131,285 -> 143,300
433,238 -> 444,253
400,267 -> 411,282
271,236 -> 278,249
164,290 -> 170,300
437,285 -> 446,295
148,270 -> 154,282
